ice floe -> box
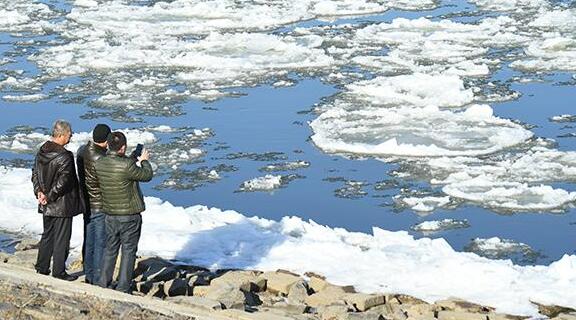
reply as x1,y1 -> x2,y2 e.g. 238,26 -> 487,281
465,237 -> 542,264
1,166 -> 576,316
411,219 -> 469,232
239,175 -> 283,192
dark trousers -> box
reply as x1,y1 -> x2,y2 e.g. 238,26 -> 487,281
83,210 -> 107,284
99,214 -> 142,293
35,216 -> 73,277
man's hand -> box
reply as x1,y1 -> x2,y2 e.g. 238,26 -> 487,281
138,148 -> 150,162
37,191 -> 47,206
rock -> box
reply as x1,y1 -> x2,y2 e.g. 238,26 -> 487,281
270,301 -> 310,315
219,309 -> 296,320
259,271 -> 303,296
192,285 -> 210,297
366,304 -> 407,320
288,280 -> 309,305
388,294 -> 427,306
211,270 -> 266,292
145,282 -> 165,299
142,266 -> 180,283
309,275 -> 329,293
437,310 -> 488,320
163,278 -> 188,297
135,256 -> 173,276
167,296 -> 223,310
14,238 -> 39,251
186,272 -> 212,286
0,252 -> 10,263
318,304 -> 350,320
402,303 -> 436,319
205,284 -> 249,310
305,286 -> 355,308
135,281 -> 153,294
344,293 -> 385,312
487,314 -> 528,320
8,249 -> 38,269
532,302 -> 576,318
257,291 -> 286,307
435,298 -> 494,313
552,314 -> 576,320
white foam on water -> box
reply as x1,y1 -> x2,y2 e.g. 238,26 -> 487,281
1,166 -> 576,316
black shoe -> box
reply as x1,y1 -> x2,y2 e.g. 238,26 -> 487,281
54,272 -> 78,281
36,269 -> 50,275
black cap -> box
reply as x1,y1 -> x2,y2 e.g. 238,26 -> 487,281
92,124 -> 111,143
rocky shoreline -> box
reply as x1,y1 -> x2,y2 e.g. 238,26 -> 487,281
1,237 -> 575,320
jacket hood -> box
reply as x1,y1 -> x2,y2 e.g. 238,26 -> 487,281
38,141 -> 67,164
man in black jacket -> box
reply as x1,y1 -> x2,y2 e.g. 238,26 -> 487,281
95,132 -> 153,293
77,123 -> 110,284
31,120 -> 82,281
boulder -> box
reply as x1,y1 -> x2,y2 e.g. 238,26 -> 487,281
532,302 -> 576,319
343,293 -> 385,312
219,309 -> 296,320
186,272 -> 212,286
435,298 -> 494,313
366,304 -> 407,320
437,310 -> 488,320
552,314 -> 576,320
211,270 -> 266,292
167,296 -> 223,310
309,276 -> 329,293
192,285 -> 210,297
305,286 -> 356,308
163,278 -> 188,297
269,301 -> 310,315
205,284 -> 249,310
288,280 -> 309,305
14,238 -> 39,251
317,304 -> 350,320
142,265 -> 180,283
402,303 -> 436,319
145,282 -> 165,299
259,271 -> 303,296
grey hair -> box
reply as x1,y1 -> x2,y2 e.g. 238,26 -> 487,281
51,119 -> 72,138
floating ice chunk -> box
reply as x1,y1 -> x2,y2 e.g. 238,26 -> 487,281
400,196 -> 451,212
0,1 -> 57,34
2,94 -> 47,102
311,103 -> 533,157
551,114 -> 576,123
465,237 -> 541,263
469,0 -> 548,11
347,74 -> 474,108
0,9 -> 29,27
2,166 -> 576,315
240,175 -> 283,192
512,37 -> 576,72
443,177 -> 576,211
260,161 -> 310,172
412,219 -> 469,232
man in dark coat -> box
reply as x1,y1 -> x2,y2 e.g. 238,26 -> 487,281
31,120 -> 82,281
95,131 -> 153,293
77,123 -> 111,284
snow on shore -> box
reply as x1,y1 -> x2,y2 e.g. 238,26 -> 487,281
1,166 -> 575,316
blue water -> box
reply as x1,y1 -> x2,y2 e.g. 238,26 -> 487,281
1,0 -> 576,265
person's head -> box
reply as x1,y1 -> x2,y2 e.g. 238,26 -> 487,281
107,131 -> 127,155
51,119 -> 72,146
92,123 -> 111,147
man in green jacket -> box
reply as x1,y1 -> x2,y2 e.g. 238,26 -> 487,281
95,131 -> 153,293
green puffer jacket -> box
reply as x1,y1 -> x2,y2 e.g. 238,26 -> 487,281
94,151 -> 153,215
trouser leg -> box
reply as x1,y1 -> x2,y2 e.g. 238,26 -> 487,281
91,211 -> 107,285
83,213 -> 95,283
116,214 -> 142,293
35,216 -> 55,274
99,215 -> 120,289
52,217 -> 73,277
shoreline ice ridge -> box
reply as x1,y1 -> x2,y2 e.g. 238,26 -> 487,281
0,165 -> 576,316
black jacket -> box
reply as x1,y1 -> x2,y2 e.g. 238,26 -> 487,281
94,151 -> 153,215
31,141 -> 82,217
77,141 -> 107,213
